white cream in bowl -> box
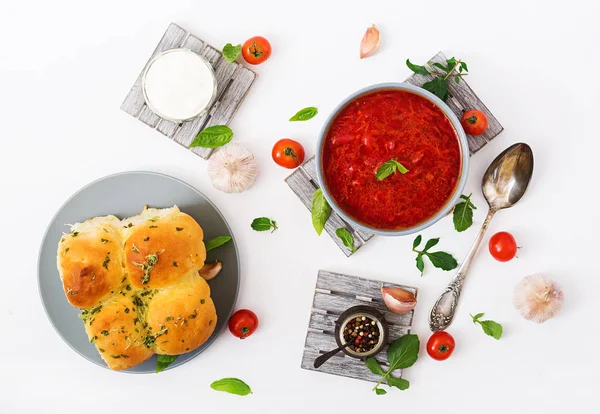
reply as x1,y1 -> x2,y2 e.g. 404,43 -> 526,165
142,49 -> 217,122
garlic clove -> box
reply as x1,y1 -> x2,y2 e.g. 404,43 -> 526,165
381,286 -> 417,315
360,24 -> 381,59
513,274 -> 564,323
207,143 -> 258,193
198,260 -> 222,280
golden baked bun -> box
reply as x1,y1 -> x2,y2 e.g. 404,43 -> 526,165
147,275 -> 216,355
56,206 -> 217,371
122,207 -> 206,289
57,216 -> 124,309
83,295 -> 154,370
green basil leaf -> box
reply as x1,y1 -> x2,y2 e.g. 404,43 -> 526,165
422,78 -> 449,102
335,228 -> 356,252
386,376 -> 410,391
387,333 -> 420,370
416,254 -> 425,276
424,238 -> 440,251
376,159 -> 409,181
156,354 -> 178,373
472,312 -> 485,321
446,57 -> 457,67
190,125 -> 233,148
432,62 -> 449,72
205,236 -> 232,251
289,107 -> 318,122
222,43 -> 242,63
426,251 -> 458,271
455,76 -> 460,84
311,189 -> 331,236
460,61 -> 469,72
406,59 -> 430,76
375,388 -> 387,395
364,357 -> 385,375
479,320 -> 503,340
412,235 -> 422,249
251,217 -> 277,232
453,201 -> 473,232
210,378 -> 252,396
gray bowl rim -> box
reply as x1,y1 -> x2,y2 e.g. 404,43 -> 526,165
315,82 -> 470,237
36,170 -> 240,374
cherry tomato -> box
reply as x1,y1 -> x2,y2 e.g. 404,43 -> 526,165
489,231 -> 518,262
272,139 -> 305,169
242,36 -> 271,65
426,331 -> 455,361
461,110 -> 488,136
228,309 -> 258,339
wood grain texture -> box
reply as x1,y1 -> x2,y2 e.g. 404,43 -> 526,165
301,270 -> 416,384
285,51 -> 503,256
120,23 -> 257,160
403,51 -> 503,154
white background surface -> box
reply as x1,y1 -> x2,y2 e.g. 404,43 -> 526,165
1,0 -> 598,412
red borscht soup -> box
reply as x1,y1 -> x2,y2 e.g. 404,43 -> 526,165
322,89 -> 461,230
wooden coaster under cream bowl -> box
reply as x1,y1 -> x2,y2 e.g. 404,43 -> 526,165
121,23 -> 258,160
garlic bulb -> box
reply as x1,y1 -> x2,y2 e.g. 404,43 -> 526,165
207,143 -> 258,193
381,286 -> 417,315
513,274 -> 564,323
360,24 -> 381,59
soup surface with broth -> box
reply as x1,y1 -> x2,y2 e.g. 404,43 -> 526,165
322,89 -> 461,230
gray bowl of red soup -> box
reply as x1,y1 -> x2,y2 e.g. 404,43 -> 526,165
315,82 -> 470,236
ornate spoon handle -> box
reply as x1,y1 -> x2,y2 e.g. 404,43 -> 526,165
429,209 -> 496,331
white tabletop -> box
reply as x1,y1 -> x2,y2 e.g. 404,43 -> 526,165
1,0 -> 598,412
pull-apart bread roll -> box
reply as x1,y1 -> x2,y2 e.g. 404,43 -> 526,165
57,206 -> 217,370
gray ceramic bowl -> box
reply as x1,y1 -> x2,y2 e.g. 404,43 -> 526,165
315,82 -> 470,236
37,171 -> 239,373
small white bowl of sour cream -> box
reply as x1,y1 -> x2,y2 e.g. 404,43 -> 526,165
142,48 -> 217,123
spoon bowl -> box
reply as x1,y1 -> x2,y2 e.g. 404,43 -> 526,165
429,143 -> 535,331
483,143 -> 534,210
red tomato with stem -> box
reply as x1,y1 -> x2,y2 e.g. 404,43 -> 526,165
426,331 -> 455,361
272,139 -> 305,169
228,309 -> 258,339
242,36 -> 271,65
489,231 -> 518,262
461,110 -> 488,136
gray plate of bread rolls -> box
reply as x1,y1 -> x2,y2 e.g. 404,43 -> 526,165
38,171 -> 239,373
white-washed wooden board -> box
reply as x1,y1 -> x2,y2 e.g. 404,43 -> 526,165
285,157 -> 374,257
121,23 -> 257,159
286,51 -> 503,256
301,270 -> 417,383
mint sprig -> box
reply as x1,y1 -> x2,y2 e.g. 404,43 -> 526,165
471,313 -> 503,340
453,193 -> 477,232
412,235 -> 458,276
376,158 -> 409,181
406,57 -> 469,102
251,217 -> 277,233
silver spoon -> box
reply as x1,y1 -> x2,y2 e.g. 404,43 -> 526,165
429,143 -> 534,332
